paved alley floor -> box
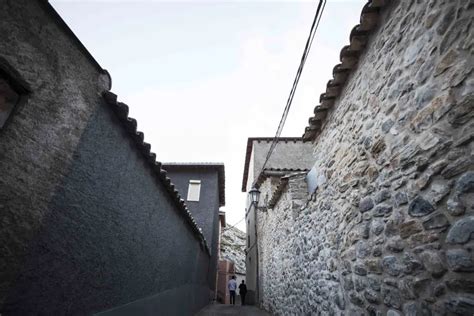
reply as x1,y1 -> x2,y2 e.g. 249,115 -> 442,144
195,304 -> 271,316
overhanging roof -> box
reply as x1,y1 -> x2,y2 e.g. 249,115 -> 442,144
241,137 -> 306,192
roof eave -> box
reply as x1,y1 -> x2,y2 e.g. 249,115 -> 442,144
302,0 -> 391,140
241,137 -> 306,192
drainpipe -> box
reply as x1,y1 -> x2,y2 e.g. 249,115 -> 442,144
253,200 -> 260,306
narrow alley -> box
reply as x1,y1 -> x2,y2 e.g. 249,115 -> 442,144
0,0 -> 473,315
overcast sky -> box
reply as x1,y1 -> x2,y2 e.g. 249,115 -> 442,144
51,0 -> 366,231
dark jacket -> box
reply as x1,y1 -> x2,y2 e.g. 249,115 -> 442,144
239,283 -> 247,294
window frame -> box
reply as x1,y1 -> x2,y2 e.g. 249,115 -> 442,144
187,179 -> 201,202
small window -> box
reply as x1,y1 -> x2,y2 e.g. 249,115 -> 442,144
0,76 -> 20,129
187,180 -> 201,202
247,235 -> 250,247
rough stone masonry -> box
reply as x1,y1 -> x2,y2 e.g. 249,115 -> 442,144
255,0 -> 473,315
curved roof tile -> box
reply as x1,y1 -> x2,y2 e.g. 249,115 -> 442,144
102,91 -> 210,256
303,0 -> 390,141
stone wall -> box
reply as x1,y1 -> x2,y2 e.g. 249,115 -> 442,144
256,0 -> 473,315
221,226 -> 246,274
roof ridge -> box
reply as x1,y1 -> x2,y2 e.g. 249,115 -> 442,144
102,91 -> 211,255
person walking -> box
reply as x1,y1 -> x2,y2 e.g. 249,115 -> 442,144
238,280 -> 247,305
227,276 -> 237,305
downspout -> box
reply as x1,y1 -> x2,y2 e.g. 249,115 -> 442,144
253,201 -> 260,306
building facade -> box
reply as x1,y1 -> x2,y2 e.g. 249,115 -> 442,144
0,1 -> 217,314
244,0 -> 474,315
161,163 -> 225,299
241,138 -> 315,305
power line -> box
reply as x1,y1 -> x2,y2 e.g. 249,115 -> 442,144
222,216 -> 246,232
253,0 -> 327,187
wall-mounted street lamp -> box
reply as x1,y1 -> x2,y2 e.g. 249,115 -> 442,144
248,186 -> 264,305
249,187 -> 267,212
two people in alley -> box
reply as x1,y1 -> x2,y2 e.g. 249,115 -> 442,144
227,276 -> 247,305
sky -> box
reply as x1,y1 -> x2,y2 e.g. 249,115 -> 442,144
51,0 -> 367,231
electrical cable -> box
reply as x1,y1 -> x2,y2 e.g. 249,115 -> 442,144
253,0 -> 327,187
222,216 -> 246,232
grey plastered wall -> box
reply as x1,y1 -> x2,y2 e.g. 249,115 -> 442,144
2,99 -> 211,315
163,168 -> 221,290
0,0 -> 211,314
0,0 -> 110,306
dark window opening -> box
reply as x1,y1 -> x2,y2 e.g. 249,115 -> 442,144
0,76 -> 20,129
0,60 -> 30,130
247,235 -> 250,247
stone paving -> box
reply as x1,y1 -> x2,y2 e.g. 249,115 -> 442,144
195,303 -> 271,316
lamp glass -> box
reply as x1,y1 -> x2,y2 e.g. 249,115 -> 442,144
249,187 -> 260,204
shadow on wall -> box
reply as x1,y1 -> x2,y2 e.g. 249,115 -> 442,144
2,100 -> 211,315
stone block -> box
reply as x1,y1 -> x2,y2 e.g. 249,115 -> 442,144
349,291 -> 365,307
382,285 -> 402,309
446,248 -> 474,272
446,216 -> 474,244
386,237 -> 406,253
364,289 -> 381,304
444,296 -> 474,315
373,204 -> 393,217
447,171 -> 474,216
393,192 -> 408,207
422,213 -> 449,230
400,220 -> 423,239
420,251 -> 446,278
402,252 -> 423,275
446,278 -> 474,294
382,256 -> 402,277
359,197 -> 375,212
408,196 -> 435,217
402,301 -> 431,316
